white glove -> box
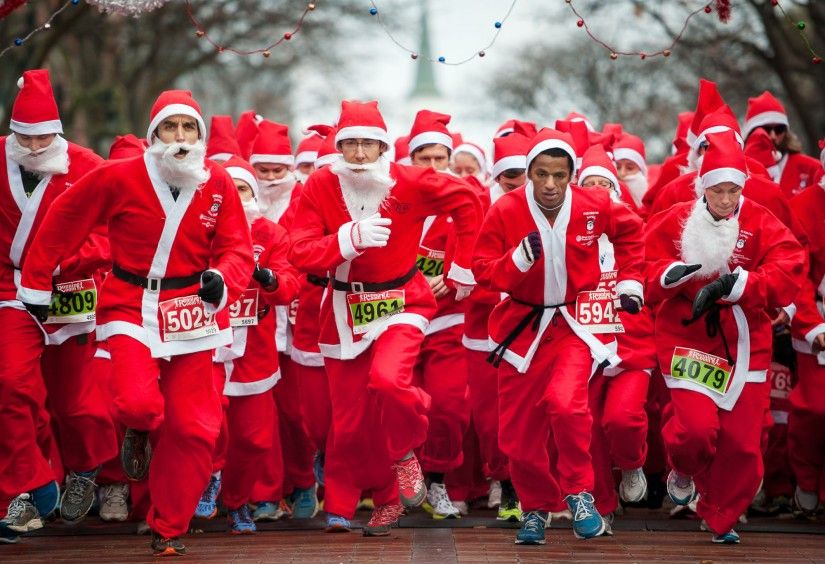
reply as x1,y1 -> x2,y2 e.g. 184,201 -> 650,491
351,213 -> 392,250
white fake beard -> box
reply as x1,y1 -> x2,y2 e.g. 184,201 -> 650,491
686,149 -> 703,173
623,171 -> 648,207
679,200 -> 740,279
242,198 -> 261,226
294,170 -> 310,183
331,156 -> 395,221
257,173 -> 296,223
7,134 -> 69,177
146,139 -> 210,192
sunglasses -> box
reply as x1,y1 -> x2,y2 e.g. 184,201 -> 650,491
760,124 -> 787,135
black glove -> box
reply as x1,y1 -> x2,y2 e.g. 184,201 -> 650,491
24,302 -> 49,323
198,271 -> 224,305
664,263 -> 702,286
691,273 -> 738,320
252,264 -> 278,290
619,293 -> 642,314
519,231 -> 542,264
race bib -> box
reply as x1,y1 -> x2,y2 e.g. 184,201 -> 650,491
416,246 -> 445,278
229,288 -> 259,327
347,290 -> 405,335
45,278 -> 97,324
159,295 -> 219,342
670,346 -> 733,395
596,270 -> 618,294
576,290 -> 623,334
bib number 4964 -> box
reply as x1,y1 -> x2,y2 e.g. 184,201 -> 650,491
159,295 -> 218,342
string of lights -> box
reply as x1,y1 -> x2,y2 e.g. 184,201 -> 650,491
0,0 -> 79,60
770,0 -> 823,64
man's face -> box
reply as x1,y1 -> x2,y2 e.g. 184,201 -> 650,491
705,181 -> 742,219
156,115 -> 199,154
253,163 -> 290,182
580,175 -> 613,191
497,169 -> 525,192
529,154 -> 571,210
411,144 -> 450,171
339,138 -> 382,167
234,179 -> 254,202
759,123 -> 787,150
297,162 -> 314,176
615,159 -> 640,181
14,133 -> 56,152
451,152 -> 480,178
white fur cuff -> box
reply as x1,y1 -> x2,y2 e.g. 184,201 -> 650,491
16,286 -> 52,306
337,221 -> 361,261
511,246 -> 531,273
202,268 -> 228,314
660,262 -> 695,288
447,263 -> 476,286
782,303 -> 797,322
615,279 -> 644,302
805,323 -> 825,346
721,267 -> 748,303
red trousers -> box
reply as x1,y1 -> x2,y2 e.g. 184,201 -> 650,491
663,383 -> 769,535
322,324 -> 430,516
274,356 -> 315,494
466,348 -> 509,480
414,324 -> 470,474
0,308 -> 117,508
108,335 -> 221,538
296,363 -> 331,453
222,392 -> 276,509
210,364 -> 229,474
498,317 -> 594,511
788,353 -> 825,501
444,422 -> 489,502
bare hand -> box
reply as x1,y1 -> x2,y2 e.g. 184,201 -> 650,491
814,333 -> 825,354
771,309 -> 790,328
429,274 -> 450,299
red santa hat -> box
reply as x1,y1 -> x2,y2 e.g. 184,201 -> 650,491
492,132 -> 529,179
450,131 -> 464,149
294,132 -> 323,167
554,119 -> 590,168
334,100 -> 390,146
612,133 -> 647,175
565,111 -> 596,132
307,124 -> 341,169
526,128 -> 578,175
206,115 -> 241,161
495,119 -> 537,138
108,134 -> 147,160
146,89 -> 206,142
672,111 -> 695,155
694,106 -> 743,151
602,123 -> 624,139
10,69 -> 63,135
223,155 -> 258,197
688,79 -> 725,147
743,91 -> 788,140
699,129 -> 748,190
744,128 -> 779,171
579,144 -> 620,190
235,110 -> 262,160
407,109 -> 453,154
394,135 -> 411,165
453,141 -> 488,173
250,120 -> 293,167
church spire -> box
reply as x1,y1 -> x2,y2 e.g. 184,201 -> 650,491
409,0 -> 440,99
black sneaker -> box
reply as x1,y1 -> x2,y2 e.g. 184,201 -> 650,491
60,469 -> 99,523
151,531 -> 186,556
121,428 -> 152,481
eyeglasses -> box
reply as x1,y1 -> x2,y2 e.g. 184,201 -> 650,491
760,124 -> 787,135
340,139 -> 380,151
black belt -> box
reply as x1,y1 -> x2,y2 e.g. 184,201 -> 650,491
307,274 -> 330,288
112,264 -> 202,292
487,297 -> 574,368
332,265 -> 417,293
681,303 -> 734,365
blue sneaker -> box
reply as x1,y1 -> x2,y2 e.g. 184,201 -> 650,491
31,481 -> 60,518
313,451 -> 325,487
666,470 -> 697,506
0,527 -> 18,544
711,529 -> 741,544
325,513 -> 351,532
252,500 -> 288,521
194,473 -> 221,519
515,511 -> 548,545
291,485 -> 319,519
565,492 -> 606,539
227,505 -> 256,535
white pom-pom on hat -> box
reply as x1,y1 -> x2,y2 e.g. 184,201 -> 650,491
17,76 -> 24,88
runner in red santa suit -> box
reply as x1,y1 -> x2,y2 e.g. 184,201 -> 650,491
645,130 -> 805,544
207,156 -> 301,534
288,100 -> 481,536
473,128 -> 646,544
405,109 -> 476,519
462,129 -> 531,523
786,149 -> 825,518
0,69 -> 119,543
246,119 -> 318,521
206,115 -> 242,163
293,131 -> 323,184
743,91 -> 823,198
612,133 -> 649,210
576,145 -> 655,524
16,89 -> 254,556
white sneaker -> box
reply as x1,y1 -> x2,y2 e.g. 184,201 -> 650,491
666,470 -> 696,506
99,483 -> 129,522
487,480 -> 502,509
425,482 -> 460,519
794,486 -> 821,515
453,501 -> 469,516
619,467 -> 647,503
